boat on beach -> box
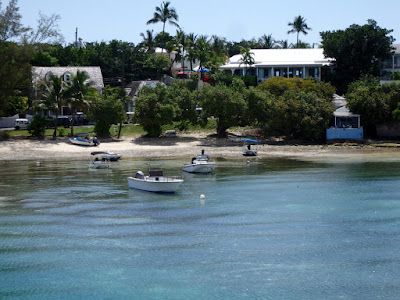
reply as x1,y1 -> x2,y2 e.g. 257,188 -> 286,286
242,139 -> 258,156
127,163 -> 183,193
182,150 -> 216,173
89,151 -> 111,169
69,132 -> 99,146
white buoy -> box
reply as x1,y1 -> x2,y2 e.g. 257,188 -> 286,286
36,161 -> 40,166
200,194 -> 205,200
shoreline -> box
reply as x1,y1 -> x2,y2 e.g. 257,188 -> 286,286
2,134 -> 400,162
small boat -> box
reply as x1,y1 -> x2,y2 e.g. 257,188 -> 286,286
102,150 -> 122,161
127,163 -> 183,193
182,150 -> 216,173
89,152 -> 111,169
242,139 -> 258,156
69,132 -> 99,146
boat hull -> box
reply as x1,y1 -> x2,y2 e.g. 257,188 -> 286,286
69,137 -> 98,146
243,150 -> 257,156
102,154 -> 122,161
182,162 -> 216,173
127,176 -> 183,193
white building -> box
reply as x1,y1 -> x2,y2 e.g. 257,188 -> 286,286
381,44 -> 400,82
220,48 -> 332,82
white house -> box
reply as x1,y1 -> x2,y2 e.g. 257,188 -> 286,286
220,48 -> 333,82
31,66 -> 104,117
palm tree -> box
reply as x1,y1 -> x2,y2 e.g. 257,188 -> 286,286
186,33 -> 197,71
140,29 -> 155,52
258,34 -> 275,49
287,15 -> 311,48
195,35 -> 211,79
175,29 -> 186,70
238,47 -> 255,75
146,1 -> 179,53
41,75 -> 67,139
67,71 -> 96,136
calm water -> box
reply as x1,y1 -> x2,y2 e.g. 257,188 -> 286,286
1,157 -> 400,299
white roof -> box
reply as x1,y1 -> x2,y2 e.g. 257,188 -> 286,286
220,48 -> 332,69
32,66 -> 104,89
334,106 -> 360,118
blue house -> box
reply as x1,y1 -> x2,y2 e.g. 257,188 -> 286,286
326,95 -> 363,141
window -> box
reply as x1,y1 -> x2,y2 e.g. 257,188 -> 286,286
63,72 -> 72,85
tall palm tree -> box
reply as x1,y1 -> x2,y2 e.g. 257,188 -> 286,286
186,33 -> 197,71
41,75 -> 67,139
67,71 -> 96,136
146,1 -> 179,53
195,35 -> 211,79
287,15 -> 311,48
175,29 -> 186,69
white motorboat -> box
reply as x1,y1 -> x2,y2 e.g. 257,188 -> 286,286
89,152 -> 111,169
69,132 -> 99,146
102,150 -> 122,161
242,139 -> 258,156
182,150 -> 216,173
127,163 -> 183,193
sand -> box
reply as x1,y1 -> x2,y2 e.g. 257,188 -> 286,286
1,133 -> 400,162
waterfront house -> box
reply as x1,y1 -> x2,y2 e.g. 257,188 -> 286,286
326,95 -> 363,141
220,48 -> 332,83
31,66 -> 104,117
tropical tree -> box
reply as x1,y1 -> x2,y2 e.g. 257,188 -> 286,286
139,29 -> 155,53
146,1 -> 179,53
199,84 -> 246,137
321,20 -> 394,94
40,74 -> 67,139
238,47 -> 255,75
287,15 -> 311,47
88,86 -> 126,137
0,0 -> 29,42
134,84 -> 178,137
258,34 -> 275,49
67,70 -> 97,136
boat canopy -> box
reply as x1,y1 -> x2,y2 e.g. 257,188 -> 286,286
243,139 -> 258,144
91,151 -> 109,155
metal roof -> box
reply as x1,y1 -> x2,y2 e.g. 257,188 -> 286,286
334,106 -> 360,118
220,48 -> 333,69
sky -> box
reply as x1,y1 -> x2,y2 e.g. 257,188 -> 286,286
15,0 -> 400,47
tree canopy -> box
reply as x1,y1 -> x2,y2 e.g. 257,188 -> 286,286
321,20 -> 394,94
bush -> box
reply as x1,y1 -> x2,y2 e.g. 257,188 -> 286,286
0,130 -> 10,140
27,115 -> 47,138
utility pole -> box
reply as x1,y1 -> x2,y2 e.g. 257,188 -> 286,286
75,28 -> 78,47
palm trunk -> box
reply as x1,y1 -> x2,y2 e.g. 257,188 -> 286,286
53,112 -> 58,139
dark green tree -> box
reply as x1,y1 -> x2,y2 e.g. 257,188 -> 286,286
199,83 -> 246,137
134,84 -> 178,137
321,20 -> 394,94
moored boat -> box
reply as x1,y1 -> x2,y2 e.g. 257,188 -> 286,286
102,150 -> 122,161
89,152 -> 111,169
182,150 -> 216,173
242,139 -> 258,156
127,163 -> 183,193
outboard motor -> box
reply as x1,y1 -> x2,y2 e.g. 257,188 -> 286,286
135,171 -> 145,179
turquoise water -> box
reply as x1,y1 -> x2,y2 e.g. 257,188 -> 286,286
1,157 -> 400,299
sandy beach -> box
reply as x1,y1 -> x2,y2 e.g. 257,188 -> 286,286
2,133 -> 400,162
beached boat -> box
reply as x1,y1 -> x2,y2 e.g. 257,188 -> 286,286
127,163 -> 183,193
102,150 -> 122,161
69,132 -> 99,146
89,152 -> 111,169
242,139 -> 258,156
182,150 -> 216,173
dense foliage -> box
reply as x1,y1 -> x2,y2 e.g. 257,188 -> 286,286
346,76 -> 400,136
87,87 -> 126,137
321,20 -> 394,94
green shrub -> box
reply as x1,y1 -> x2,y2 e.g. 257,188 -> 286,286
27,115 -> 47,138
0,130 -> 10,140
